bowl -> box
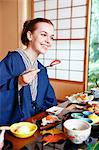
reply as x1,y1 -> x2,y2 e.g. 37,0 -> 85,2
63,119 -> 91,144
71,113 -> 84,119
82,111 -> 93,117
10,122 -> 37,138
78,118 -> 93,124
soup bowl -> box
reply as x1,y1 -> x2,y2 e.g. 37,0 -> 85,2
63,119 -> 91,144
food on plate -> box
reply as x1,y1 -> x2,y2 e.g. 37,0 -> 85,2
87,106 -> 95,112
67,93 -> 94,103
75,93 -> 89,101
88,113 -> 99,124
87,102 -> 99,114
41,115 -> 59,126
46,115 -> 58,121
40,128 -> 63,135
15,125 -> 30,134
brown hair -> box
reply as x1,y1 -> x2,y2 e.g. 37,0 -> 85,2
21,18 -> 54,46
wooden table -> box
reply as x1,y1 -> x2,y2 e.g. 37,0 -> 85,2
5,112 -> 47,150
4,101 -> 99,150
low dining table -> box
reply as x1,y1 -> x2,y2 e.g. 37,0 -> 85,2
4,111 -> 47,150
4,100 -> 99,150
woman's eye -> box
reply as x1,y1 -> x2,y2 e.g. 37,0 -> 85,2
41,34 -> 46,37
51,36 -> 54,40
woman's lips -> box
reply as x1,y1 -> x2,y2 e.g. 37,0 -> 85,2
41,44 -> 49,50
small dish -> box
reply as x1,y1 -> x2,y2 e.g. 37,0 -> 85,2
46,106 -> 64,115
71,113 -> 84,119
88,113 -> 99,124
82,111 -> 93,117
67,94 -> 94,103
10,122 -> 37,138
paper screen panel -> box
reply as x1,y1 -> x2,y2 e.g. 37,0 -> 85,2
34,1 -> 44,11
70,61 -> 84,71
58,8 -> 71,19
72,0 -> 87,6
34,12 -> 44,18
46,0 -> 57,9
56,70 -> 69,80
45,10 -> 57,20
58,19 -> 70,29
70,71 -> 83,81
58,0 -> 71,8
72,6 -> 86,17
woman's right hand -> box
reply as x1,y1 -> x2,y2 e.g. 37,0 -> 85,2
18,69 -> 40,89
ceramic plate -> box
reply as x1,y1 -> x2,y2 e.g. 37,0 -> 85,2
46,106 -> 64,115
67,94 -> 94,103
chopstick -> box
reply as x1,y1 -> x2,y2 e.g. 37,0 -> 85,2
0,126 -> 10,130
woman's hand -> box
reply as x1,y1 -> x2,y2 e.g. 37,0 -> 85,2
18,69 -> 40,89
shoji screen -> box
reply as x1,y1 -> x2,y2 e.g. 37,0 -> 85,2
33,0 -> 87,82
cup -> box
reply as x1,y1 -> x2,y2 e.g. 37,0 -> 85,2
91,88 -> 99,99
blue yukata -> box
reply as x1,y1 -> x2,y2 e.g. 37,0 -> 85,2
0,51 -> 57,125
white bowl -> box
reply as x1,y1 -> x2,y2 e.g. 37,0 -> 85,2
63,119 -> 91,144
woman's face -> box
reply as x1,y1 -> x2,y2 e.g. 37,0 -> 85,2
28,22 -> 54,55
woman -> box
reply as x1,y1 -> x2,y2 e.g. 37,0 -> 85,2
0,18 -> 57,125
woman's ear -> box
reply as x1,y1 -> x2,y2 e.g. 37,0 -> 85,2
27,31 -> 32,41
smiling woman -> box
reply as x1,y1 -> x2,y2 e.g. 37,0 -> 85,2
0,18 -> 57,126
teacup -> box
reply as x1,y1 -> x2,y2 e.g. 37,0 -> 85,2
64,119 -> 91,144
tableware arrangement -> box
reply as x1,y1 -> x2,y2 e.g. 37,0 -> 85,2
67,93 -> 94,103
63,119 -> 91,144
70,110 -> 99,125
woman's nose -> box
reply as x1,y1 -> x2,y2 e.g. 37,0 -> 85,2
46,36 -> 51,44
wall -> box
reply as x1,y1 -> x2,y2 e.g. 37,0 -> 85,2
50,79 -> 84,101
0,0 -> 18,60
0,1 -> 2,58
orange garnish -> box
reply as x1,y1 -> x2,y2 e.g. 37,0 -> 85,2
40,133 -> 67,144
46,115 -> 57,121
